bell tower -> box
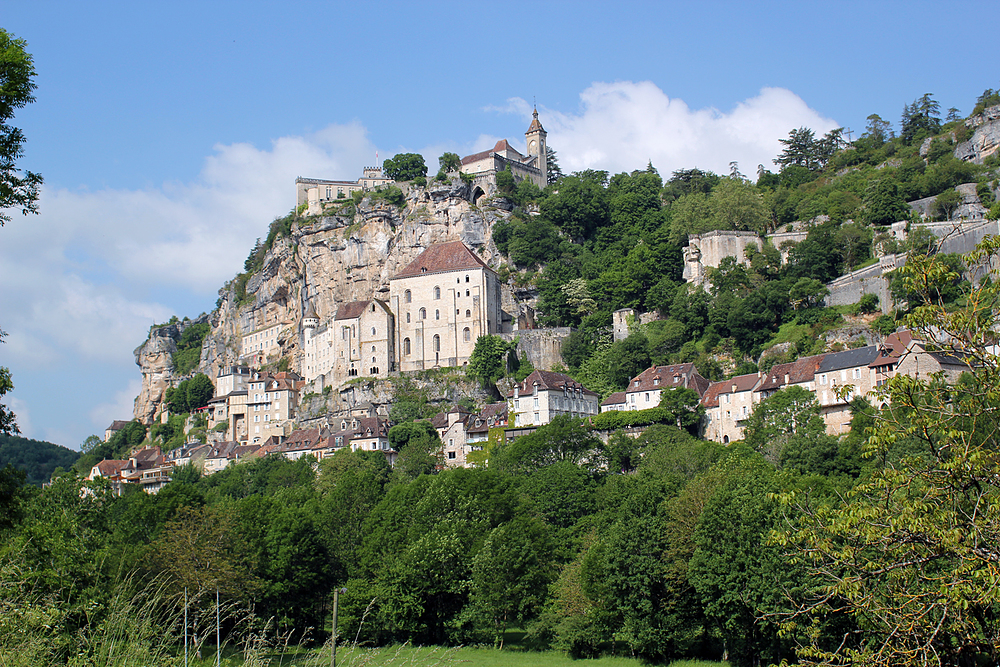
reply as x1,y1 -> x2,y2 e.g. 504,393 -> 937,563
525,106 -> 547,186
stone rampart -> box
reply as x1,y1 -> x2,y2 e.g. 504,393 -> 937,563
502,327 -> 573,371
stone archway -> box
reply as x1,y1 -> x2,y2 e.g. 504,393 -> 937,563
471,186 -> 485,205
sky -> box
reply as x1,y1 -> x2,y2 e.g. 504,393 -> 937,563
1,0 -> 995,450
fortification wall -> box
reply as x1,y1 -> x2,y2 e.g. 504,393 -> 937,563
502,327 -> 574,372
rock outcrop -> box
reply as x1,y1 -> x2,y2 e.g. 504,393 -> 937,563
132,179 -> 522,423
955,104 -> 1000,164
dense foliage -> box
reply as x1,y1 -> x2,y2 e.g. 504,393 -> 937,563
0,434 -> 80,486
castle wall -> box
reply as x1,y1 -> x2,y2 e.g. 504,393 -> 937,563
502,327 -> 574,372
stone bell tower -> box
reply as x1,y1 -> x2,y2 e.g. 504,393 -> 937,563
525,106 -> 547,185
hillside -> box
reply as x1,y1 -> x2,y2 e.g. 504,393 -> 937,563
129,91 -> 1000,433
0,433 -> 80,486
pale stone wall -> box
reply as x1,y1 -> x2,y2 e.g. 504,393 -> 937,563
241,323 -> 282,361
510,386 -> 599,427
502,327 -> 574,371
682,230 -> 762,286
816,367 -> 875,435
390,266 -> 501,372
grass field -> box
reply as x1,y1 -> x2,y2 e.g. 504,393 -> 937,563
185,643 -> 728,667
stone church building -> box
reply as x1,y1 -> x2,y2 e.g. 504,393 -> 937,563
460,108 -> 547,202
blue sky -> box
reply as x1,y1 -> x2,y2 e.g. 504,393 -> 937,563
1,0 -> 995,449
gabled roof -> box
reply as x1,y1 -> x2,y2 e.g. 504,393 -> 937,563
93,459 -> 128,477
755,355 -> 825,393
284,428 -> 321,451
392,241 -> 491,279
817,346 -> 880,373
870,330 -> 914,368
701,373 -> 762,408
508,370 -> 598,398
625,364 -> 710,397
336,300 -> 370,321
106,420 -> 131,432
601,391 -> 627,406
461,139 -> 525,166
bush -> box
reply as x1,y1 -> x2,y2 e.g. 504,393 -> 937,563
854,293 -> 880,315
871,314 -> 897,336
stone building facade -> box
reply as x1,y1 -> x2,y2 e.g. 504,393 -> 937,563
389,241 -> 503,372
460,108 -> 547,200
295,167 -> 394,216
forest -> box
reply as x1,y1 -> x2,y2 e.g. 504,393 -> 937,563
3,84 -> 1000,666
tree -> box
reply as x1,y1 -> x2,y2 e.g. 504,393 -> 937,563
775,127 -> 822,171
742,386 -> 825,458
778,237 -> 1000,667
861,178 -> 909,226
387,420 -> 441,480
546,145 -> 564,184
467,335 -> 513,387
932,188 -> 961,220
0,29 -> 42,225
0,30 -> 42,435
382,153 -> 427,181
493,415 -> 602,474
657,387 -> 705,435
438,152 -> 460,173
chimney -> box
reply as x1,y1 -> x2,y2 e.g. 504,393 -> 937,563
784,373 -> 790,385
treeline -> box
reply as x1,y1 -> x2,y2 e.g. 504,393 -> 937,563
488,89 -> 998,395
0,434 -> 79,486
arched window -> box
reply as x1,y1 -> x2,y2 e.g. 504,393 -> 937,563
465,309 -> 471,317
371,345 -> 376,352
403,338 -> 411,355
433,335 -> 441,352
434,286 -> 441,299
371,327 -> 376,335
371,303 -> 375,312
435,309 -> 440,320
465,275 -> 469,282
404,290 -> 411,303
419,308 -> 426,319
463,327 -> 471,342
465,289 -> 470,297
406,312 -> 410,323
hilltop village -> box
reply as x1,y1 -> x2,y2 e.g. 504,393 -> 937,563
90,102 -> 1000,491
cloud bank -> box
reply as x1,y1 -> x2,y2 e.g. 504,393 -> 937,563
508,81 -> 839,177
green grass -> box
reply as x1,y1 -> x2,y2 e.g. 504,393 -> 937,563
182,643 -> 729,667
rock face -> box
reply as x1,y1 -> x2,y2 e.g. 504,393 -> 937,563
132,180 -> 522,423
955,104 -> 1000,164
132,315 -> 210,424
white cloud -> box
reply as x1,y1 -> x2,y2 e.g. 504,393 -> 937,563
89,378 -> 143,433
505,82 -> 839,178
5,396 -> 32,439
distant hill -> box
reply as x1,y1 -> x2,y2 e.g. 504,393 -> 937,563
0,434 -> 80,486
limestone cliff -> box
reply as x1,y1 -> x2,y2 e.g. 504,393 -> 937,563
132,314 -> 210,424
955,104 -> 1000,164
132,179 -> 523,423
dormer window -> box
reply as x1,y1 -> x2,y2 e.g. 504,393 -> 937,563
654,378 -> 659,385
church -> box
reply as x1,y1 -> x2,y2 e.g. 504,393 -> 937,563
300,241 -> 504,383
460,107 -> 547,202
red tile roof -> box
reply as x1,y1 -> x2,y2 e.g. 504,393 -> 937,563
336,300 -> 370,321
625,364 -> 710,397
461,139 -> 523,166
393,241 -> 491,279
755,355 -> 825,393
601,391 -> 627,406
870,330 -> 913,368
507,370 -> 598,398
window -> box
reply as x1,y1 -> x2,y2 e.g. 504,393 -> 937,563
448,451 -> 456,460
406,312 -> 410,323
465,275 -> 470,282
403,338 -> 410,355
433,335 -> 440,352
465,309 -> 471,317
434,286 -> 441,299
404,290 -> 411,303
463,327 -> 470,342
465,289 -> 470,297
419,308 -> 426,319
435,309 -> 440,320
371,327 -> 376,335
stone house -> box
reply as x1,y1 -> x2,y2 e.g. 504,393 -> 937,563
869,331 -> 914,390
815,346 -> 881,435
508,370 -> 599,427
103,420 -> 131,442
624,364 -> 710,412
701,373 -> 761,444
302,299 -> 395,383
241,323 -> 283,366
600,392 -> 628,413
895,339 -> 971,383
389,241 -> 503,372
430,407 -> 472,468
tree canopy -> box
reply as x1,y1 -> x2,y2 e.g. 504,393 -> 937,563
382,152 -> 427,181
